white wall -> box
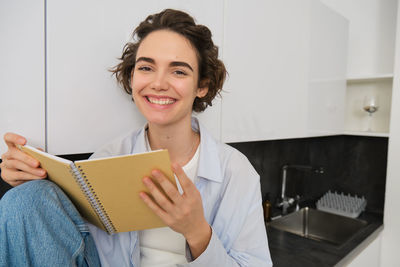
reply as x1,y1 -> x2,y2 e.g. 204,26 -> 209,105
0,0 -> 46,153
380,2 -> 400,265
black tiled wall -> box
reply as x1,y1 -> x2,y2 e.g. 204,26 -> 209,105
229,135 -> 388,213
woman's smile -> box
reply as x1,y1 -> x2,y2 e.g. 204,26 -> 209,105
146,95 -> 177,106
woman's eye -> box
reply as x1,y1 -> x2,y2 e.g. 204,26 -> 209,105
174,70 -> 187,76
138,66 -> 152,72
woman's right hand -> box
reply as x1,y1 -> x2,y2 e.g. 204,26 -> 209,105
0,133 -> 47,187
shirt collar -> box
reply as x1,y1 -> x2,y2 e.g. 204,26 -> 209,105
194,118 -> 223,183
131,126 -> 148,155
131,117 -> 223,183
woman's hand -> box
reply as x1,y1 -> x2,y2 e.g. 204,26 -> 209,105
140,163 -> 211,259
0,133 -> 47,187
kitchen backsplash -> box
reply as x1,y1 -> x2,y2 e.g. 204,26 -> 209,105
229,135 -> 388,214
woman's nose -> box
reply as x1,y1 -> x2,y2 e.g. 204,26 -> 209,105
151,72 -> 169,91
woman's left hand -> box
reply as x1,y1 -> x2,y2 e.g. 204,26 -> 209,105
139,163 -> 211,259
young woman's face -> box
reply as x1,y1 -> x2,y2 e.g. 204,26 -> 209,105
131,30 -> 207,127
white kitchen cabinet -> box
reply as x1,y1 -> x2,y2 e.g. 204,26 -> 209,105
321,0 -> 397,137
46,0 -> 224,154
222,1 -> 309,142
221,0 -> 348,142
307,1 -> 348,136
2,0 -> 350,154
344,231 -> 382,267
0,0 -> 46,153
321,0 -> 397,78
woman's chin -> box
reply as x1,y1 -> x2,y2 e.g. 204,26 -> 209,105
145,115 -> 173,126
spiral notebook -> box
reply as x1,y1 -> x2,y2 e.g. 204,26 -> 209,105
17,145 -> 175,234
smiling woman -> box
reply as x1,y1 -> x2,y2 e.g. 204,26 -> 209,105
0,9 -> 272,267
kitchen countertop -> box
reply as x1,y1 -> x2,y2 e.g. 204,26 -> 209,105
266,210 -> 383,267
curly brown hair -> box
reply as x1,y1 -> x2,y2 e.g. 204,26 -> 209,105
110,9 -> 227,112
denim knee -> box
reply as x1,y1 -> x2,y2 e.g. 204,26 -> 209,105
0,180 -> 101,267
0,180 -> 57,212
0,179 -> 86,228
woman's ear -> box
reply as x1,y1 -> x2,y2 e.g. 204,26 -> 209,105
197,87 -> 208,98
197,79 -> 209,98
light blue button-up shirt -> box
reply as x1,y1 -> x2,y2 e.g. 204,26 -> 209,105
87,118 -> 272,266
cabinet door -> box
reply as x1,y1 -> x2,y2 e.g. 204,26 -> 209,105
347,232 -> 382,267
46,0 -> 224,154
0,0 -> 45,152
321,0 -> 397,78
307,0 -> 348,136
221,1 -> 310,142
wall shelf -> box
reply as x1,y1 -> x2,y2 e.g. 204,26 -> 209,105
347,74 -> 393,83
343,131 -> 389,138
345,76 -> 393,134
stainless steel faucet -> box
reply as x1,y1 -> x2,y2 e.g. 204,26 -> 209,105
277,164 -> 324,215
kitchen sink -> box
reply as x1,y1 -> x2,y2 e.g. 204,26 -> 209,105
268,207 -> 367,246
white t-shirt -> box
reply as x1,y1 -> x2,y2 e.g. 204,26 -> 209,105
139,131 -> 200,267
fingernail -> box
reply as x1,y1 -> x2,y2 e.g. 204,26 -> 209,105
143,177 -> 151,185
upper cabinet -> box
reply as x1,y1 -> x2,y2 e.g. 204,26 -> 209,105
307,1 -> 348,136
46,0 -> 224,154
222,1 -> 309,142
321,0 -> 397,78
221,0 -> 348,142
2,0 -> 352,153
321,0 -> 398,136
0,0 -> 46,153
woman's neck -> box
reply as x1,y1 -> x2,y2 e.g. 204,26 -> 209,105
146,119 -> 199,167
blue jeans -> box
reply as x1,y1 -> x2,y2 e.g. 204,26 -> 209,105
0,180 -> 101,267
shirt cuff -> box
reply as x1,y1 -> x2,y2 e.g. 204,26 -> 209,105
185,226 -> 230,266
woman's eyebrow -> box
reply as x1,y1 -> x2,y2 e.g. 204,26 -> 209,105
136,57 -> 194,72
169,61 -> 194,72
136,57 -> 154,64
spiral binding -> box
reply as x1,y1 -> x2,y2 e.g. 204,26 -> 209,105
69,163 -> 116,234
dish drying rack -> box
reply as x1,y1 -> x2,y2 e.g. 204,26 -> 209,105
316,191 -> 367,218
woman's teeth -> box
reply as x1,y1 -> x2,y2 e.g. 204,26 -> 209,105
147,97 -> 175,105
